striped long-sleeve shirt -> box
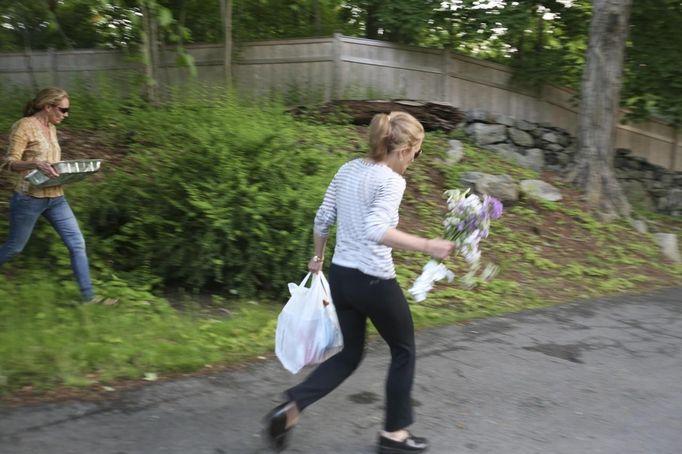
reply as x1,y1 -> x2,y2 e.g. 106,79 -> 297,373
314,158 -> 406,279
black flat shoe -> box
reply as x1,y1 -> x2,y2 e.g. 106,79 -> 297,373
377,433 -> 429,454
263,402 -> 294,451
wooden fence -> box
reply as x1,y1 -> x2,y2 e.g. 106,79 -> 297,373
0,34 -> 679,171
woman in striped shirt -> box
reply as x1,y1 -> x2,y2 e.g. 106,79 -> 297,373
266,111 -> 455,453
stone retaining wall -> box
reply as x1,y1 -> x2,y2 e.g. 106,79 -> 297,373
462,110 -> 682,215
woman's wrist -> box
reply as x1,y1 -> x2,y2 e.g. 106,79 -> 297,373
423,238 -> 430,254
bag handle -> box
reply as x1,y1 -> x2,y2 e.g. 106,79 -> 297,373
299,272 -> 312,288
314,272 -> 332,305
318,272 -> 331,298
289,272 -> 313,296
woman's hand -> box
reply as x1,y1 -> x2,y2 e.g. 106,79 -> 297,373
308,255 -> 324,273
424,238 -> 456,260
36,161 -> 59,178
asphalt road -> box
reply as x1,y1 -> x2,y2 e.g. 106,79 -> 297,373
1,288 -> 681,454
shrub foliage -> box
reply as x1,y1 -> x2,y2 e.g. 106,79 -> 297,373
70,92 -> 351,297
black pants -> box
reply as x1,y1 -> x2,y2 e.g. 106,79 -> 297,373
286,264 -> 416,431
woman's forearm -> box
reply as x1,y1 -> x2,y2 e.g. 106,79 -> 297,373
8,160 -> 59,178
6,161 -> 38,172
308,232 -> 329,273
381,228 -> 456,260
380,228 -> 430,254
313,232 -> 328,259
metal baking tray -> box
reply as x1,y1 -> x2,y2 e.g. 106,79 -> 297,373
24,159 -> 102,188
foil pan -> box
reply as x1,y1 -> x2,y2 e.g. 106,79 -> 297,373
24,159 -> 102,188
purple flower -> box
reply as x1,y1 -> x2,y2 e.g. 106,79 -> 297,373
410,189 -> 504,302
483,196 -> 503,220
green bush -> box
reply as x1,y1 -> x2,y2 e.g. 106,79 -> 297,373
70,92 -> 353,298
0,83 -> 34,132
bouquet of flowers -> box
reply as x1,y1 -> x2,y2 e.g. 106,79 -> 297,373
408,189 -> 503,302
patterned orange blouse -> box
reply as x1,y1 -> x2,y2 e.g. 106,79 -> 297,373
3,116 -> 64,198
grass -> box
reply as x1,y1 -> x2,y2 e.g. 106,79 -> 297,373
0,274 -> 280,396
1,104 -> 681,403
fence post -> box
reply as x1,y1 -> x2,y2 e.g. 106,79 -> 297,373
331,33 -> 342,100
673,128 -> 680,171
22,40 -> 39,92
49,48 -> 59,86
441,48 -> 450,102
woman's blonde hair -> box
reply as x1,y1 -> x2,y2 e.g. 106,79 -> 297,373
23,87 -> 69,117
368,111 -> 424,161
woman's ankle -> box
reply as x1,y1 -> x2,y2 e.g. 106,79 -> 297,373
380,429 -> 409,442
283,401 -> 299,429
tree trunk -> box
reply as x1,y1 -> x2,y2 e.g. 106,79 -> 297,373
365,2 -> 380,39
220,0 -> 233,86
534,6 -> 544,55
140,2 -> 159,103
45,0 -> 73,49
568,0 -> 633,218
312,0 -> 322,36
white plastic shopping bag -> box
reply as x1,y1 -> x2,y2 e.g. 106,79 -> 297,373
275,272 -> 344,374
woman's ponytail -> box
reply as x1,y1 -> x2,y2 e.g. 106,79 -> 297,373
368,113 -> 392,160
367,111 -> 424,161
23,99 -> 37,117
22,87 -> 69,117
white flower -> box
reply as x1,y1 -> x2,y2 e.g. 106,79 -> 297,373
410,189 -> 503,301
408,259 -> 455,303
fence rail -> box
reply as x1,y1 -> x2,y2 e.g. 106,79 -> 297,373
1,34 -> 679,172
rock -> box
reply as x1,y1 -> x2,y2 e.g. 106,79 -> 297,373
460,171 -> 486,190
630,219 -> 648,234
484,143 -> 518,159
557,152 -> 572,167
653,233 -> 682,263
520,149 -> 545,172
484,144 -> 542,172
445,139 -> 464,165
661,188 -> 682,212
458,109 -> 681,216
614,159 -> 629,170
466,109 -> 490,122
520,180 -> 562,202
508,128 -> 535,147
621,179 -> 656,212
545,143 -> 564,153
627,159 -> 642,170
515,119 -> 536,131
556,133 -> 571,147
530,127 -> 548,138
563,143 -> 577,154
541,132 -> 560,144
492,114 -> 515,127
660,172 -> 674,186
467,123 -> 507,145
474,174 -> 519,204
459,172 -> 519,203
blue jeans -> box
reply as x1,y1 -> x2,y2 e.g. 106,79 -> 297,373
0,192 -> 93,300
